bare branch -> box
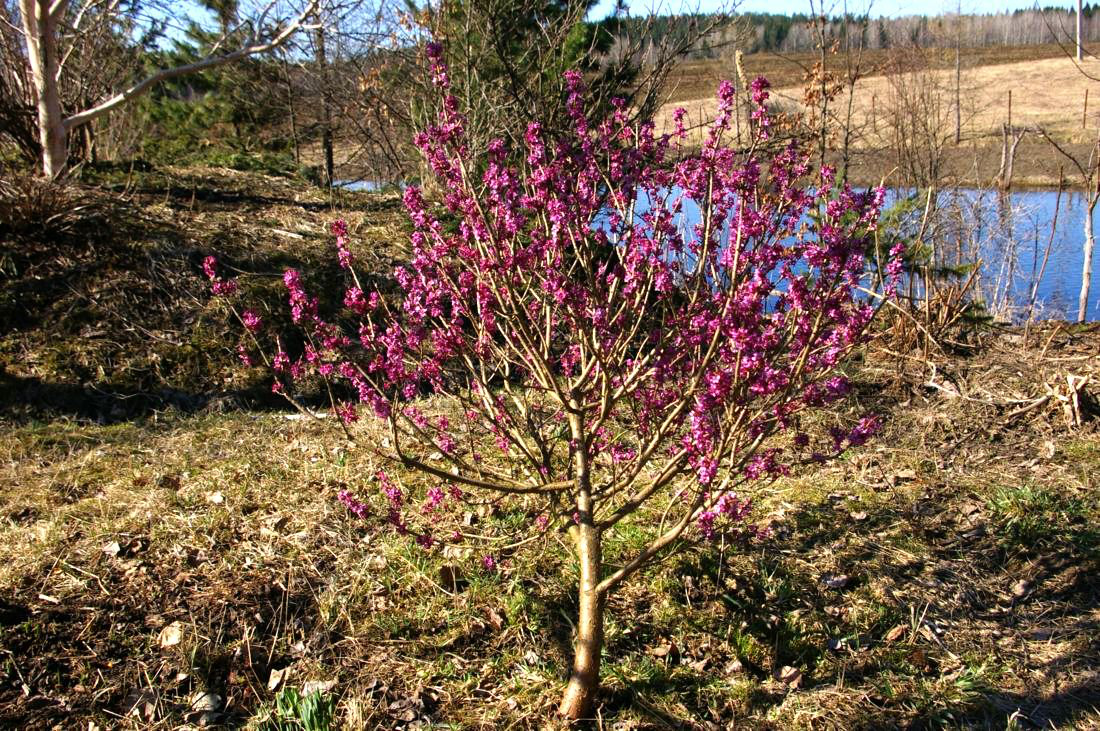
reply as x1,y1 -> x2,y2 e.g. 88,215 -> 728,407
61,0 -> 319,132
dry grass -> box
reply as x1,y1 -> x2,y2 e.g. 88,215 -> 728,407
660,43 -> 1091,106
1,324 -> 1098,729
658,45 -> 1100,188
663,43 -> 1089,106
660,56 -> 1100,141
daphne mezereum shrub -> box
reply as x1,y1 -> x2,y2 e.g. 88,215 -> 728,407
205,42 -> 901,719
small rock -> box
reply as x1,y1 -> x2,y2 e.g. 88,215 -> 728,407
206,492 -> 224,505
1011,579 -> 1031,598
102,541 -> 121,557
823,574 -> 850,590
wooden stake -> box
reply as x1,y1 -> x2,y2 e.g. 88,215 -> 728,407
1085,88 -> 1090,129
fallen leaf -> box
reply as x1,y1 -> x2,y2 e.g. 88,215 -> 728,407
102,541 -> 122,557
268,667 -> 289,692
849,511 -> 868,521
650,641 -> 677,659
189,691 -> 221,712
123,689 -> 158,721
301,680 -> 337,696
438,565 -> 465,592
885,624 -> 907,642
774,665 -> 802,688
1011,579 -> 1031,598
959,502 -> 982,517
158,621 -> 184,648
485,608 -> 505,631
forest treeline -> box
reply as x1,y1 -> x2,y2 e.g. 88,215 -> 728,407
620,6 -> 1100,60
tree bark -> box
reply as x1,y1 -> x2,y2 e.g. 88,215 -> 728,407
559,413 -> 604,720
559,520 -> 604,720
1079,195 -> 1097,322
20,0 -> 67,178
315,15 -> 334,187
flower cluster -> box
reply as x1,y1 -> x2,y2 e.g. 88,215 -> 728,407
203,255 -> 237,296
332,220 -> 353,269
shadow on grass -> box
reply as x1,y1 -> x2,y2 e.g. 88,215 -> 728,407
616,479 -> 1100,729
1,167 -> 405,425
0,553 -> 328,728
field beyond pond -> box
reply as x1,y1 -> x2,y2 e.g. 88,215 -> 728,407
663,43 -> 1100,189
1,321 -> 1097,728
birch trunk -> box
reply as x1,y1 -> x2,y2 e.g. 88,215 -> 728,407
20,0 -> 68,178
1080,195 -> 1097,322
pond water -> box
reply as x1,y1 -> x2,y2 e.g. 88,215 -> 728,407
336,179 -> 404,193
889,188 -> 1100,323
340,179 -> 1100,322
642,186 -> 1100,323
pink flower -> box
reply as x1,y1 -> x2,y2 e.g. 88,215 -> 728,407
241,309 -> 262,332
338,489 -> 370,519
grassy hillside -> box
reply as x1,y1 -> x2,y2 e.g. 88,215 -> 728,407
1,302 -> 1098,727
0,166 -> 408,423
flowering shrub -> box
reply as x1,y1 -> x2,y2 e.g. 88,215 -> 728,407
207,43 -> 895,719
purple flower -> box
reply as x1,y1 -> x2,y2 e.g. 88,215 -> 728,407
338,489 -> 370,519
241,309 -> 262,332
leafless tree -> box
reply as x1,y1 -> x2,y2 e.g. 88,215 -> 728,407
11,0 -> 322,177
1040,128 -> 1100,322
